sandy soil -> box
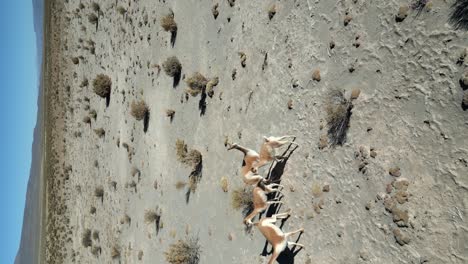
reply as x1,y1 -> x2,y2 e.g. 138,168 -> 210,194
32,0 -> 468,263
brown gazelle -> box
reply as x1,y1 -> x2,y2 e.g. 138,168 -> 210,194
228,135 -> 298,170
243,181 -> 284,226
256,135 -> 298,168
253,209 -> 305,264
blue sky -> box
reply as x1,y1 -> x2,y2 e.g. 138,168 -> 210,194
0,0 -> 39,263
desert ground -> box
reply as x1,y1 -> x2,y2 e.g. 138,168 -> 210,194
31,0 -> 468,263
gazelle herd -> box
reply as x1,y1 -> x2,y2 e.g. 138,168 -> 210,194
228,136 -> 304,264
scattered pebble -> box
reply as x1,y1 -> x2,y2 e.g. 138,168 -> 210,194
322,184 -> 330,192
351,88 -> 361,100
312,69 -> 321,81
393,228 -> 410,245
389,167 -> 401,177
344,15 -> 352,26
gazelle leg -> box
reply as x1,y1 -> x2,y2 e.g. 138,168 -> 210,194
227,143 -> 252,155
287,242 -> 305,248
272,209 -> 291,220
267,201 -> 283,205
284,228 -> 304,238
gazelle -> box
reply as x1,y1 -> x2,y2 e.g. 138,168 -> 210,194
256,135 -> 298,168
253,210 -> 305,264
241,167 -> 266,186
244,181 -> 284,226
228,135 -> 298,170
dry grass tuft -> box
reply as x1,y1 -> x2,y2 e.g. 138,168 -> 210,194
88,13 -> 98,24
206,77 -> 219,97
166,109 -> 175,122
161,15 -> 177,32
325,90 -> 353,147
164,237 -> 200,264
82,229 -> 92,247
144,209 -> 160,224
110,246 -> 120,259
268,4 -> 277,20
91,2 -> 100,12
175,181 -> 187,190
162,56 -> 182,77
231,186 -> 254,217
94,128 -> 105,138
220,177 -> 228,192
120,214 -> 131,225
175,139 -> 203,203
131,100 -> 149,121
93,74 -> 112,98
185,72 -> 208,97
212,3 -> 219,19
94,186 -> 104,202
117,6 -> 127,15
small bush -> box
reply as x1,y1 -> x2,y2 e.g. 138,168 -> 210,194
206,77 -> 219,97
325,90 -> 353,147
110,246 -> 120,259
120,214 -> 131,225
92,74 -> 112,98
164,237 -> 200,264
144,209 -> 160,224
212,4 -> 219,19
89,109 -> 97,120
92,230 -> 99,240
175,181 -> 187,190
88,13 -> 98,24
117,6 -> 127,15
131,100 -> 149,121
83,116 -> 91,125
91,2 -> 100,12
185,73 -> 208,97
220,177 -> 228,192
94,128 -> 105,138
231,186 -> 254,217
82,229 -> 92,247
162,56 -> 182,77
449,0 -> 468,30
166,109 -> 175,122
176,139 -> 188,162
94,186 -> 104,202
91,246 -> 101,257
268,4 -> 277,20
161,15 -> 177,32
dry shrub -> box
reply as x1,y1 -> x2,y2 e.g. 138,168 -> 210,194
166,109 -> 175,121
82,229 -> 92,247
83,116 -> 91,125
92,230 -> 99,240
120,214 -> 131,225
206,77 -> 219,97
220,177 -> 228,192
311,183 -> 323,198
91,2 -> 100,12
94,128 -> 105,138
93,74 -> 112,98
231,186 -> 254,217
89,109 -> 97,120
144,209 -> 159,224
212,3 -> 219,19
228,0 -> 235,7
117,6 -> 127,15
185,73 -> 208,97
88,13 -> 98,24
175,181 -> 187,190
161,15 -> 177,32
94,186 -> 104,202
325,90 -> 353,147
131,100 -> 149,121
175,139 -> 203,203
449,0 -> 468,30
176,139 -> 188,162
91,246 -> 101,256
164,237 -> 200,264
162,56 -> 182,77
71,57 -> 79,64
110,246 -> 120,259
268,4 -> 277,20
